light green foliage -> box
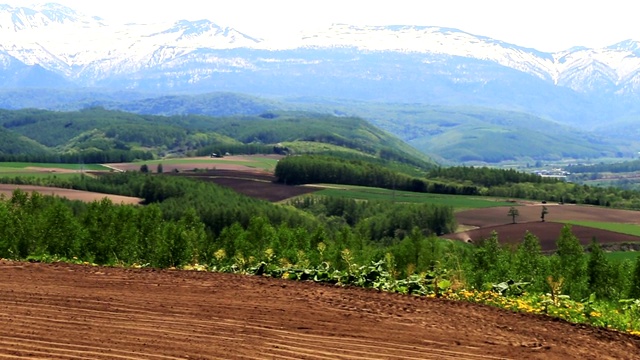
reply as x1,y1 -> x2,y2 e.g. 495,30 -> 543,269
470,232 -> 504,289
290,195 -> 456,241
630,255 -> 640,299
587,239 -> 615,300
513,232 -> 548,292
554,225 -> 588,299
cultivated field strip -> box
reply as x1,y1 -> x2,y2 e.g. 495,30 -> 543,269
0,283 -> 511,359
0,336 -> 182,360
1,261 -> 638,359
1,300 -> 512,359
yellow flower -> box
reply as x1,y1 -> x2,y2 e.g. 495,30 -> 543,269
214,249 -> 226,261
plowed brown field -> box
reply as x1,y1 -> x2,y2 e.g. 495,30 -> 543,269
165,169 -> 320,202
1,260 -> 639,359
0,185 -> 142,205
444,204 -> 640,251
456,204 -> 640,228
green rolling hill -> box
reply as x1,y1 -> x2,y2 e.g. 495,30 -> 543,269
0,107 -> 435,172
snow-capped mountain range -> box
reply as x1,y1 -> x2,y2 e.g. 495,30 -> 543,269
2,3 -> 640,125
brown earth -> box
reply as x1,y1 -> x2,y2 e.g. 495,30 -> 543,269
166,169 -> 320,202
444,204 -> 640,251
1,260 -> 639,360
444,222 -> 640,251
456,204 -> 640,228
104,156 -> 318,202
0,184 -> 142,205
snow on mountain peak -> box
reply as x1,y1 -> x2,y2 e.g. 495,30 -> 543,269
0,3 -> 640,95
607,39 -> 640,54
157,19 -> 262,45
0,2 -> 102,31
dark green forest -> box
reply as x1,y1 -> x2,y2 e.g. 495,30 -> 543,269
273,155 -> 640,209
566,159 -> 640,174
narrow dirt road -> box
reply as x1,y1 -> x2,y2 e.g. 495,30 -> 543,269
0,260 -> 638,359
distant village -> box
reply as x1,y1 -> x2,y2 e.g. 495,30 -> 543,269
532,168 -> 570,179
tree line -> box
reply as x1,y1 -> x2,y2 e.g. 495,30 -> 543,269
566,159 -> 640,174
427,165 -> 558,187
1,186 -> 639,303
289,195 -> 457,239
274,155 -> 479,195
275,155 -> 640,210
0,149 -> 154,164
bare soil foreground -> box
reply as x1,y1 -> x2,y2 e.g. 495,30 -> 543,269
1,261 -> 639,359
0,184 -> 142,205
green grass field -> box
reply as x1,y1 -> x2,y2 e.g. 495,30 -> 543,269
0,172 -> 83,180
605,251 -> 640,264
0,162 -> 108,171
0,162 -> 108,180
136,156 -> 279,171
558,220 -> 640,237
315,185 -> 516,210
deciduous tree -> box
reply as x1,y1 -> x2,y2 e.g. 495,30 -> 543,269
507,207 -> 519,224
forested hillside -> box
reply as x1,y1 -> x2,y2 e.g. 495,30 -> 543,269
112,94 -> 632,163
0,126 -> 50,155
0,90 -> 629,164
0,107 -> 434,169
279,101 -> 623,163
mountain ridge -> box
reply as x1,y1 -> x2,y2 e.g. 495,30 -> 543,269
1,3 -> 639,94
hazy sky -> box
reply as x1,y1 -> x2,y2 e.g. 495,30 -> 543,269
6,0 -> 639,52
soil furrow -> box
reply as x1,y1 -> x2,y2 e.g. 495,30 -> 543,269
1,260 -> 638,360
